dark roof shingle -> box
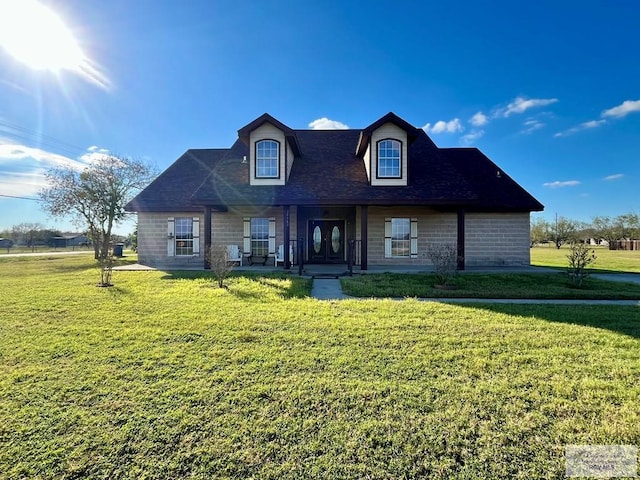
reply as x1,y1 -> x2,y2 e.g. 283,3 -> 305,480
126,118 -> 543,213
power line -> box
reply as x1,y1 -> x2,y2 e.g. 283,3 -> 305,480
0,119 -> 90,158
0,194 -> 39,201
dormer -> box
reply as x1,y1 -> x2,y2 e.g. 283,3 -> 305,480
238,113 -> 301,186
356,112 -> 419,186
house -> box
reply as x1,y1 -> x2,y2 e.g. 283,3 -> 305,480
125,112 -> 543,270
50,234 -> 91,248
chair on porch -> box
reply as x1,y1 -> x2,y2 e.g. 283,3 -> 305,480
274,244 -> 294,267
226,245 -> 243,266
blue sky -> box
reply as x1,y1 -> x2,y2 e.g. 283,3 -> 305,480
0,0 -> 638,234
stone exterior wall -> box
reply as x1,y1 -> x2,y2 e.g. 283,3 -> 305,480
138,208 -> 530,268
137,207 -> 298,268
464,213 -> 530,266
138,212 -> 204,269
363,207 -> 456,265
357,208 -> 530,266
211,207 -> 298,259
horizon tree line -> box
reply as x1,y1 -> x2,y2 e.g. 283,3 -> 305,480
531,213 -> 640,249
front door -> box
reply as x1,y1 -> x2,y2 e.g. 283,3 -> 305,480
308,220 -> 345,263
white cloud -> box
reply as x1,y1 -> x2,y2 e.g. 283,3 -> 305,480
554,119 -> 606,137
543,180 -> 581,188
460,129 -> 484,144
0,169 -> 48,197
603,173 -> 624,181
308,117 -> 349,130
469,112 -> 488,127
602,99 -> 640,118
79,146 -> 110,164
0,144 -> 112,200
520,119 -> 545,135
501,96 -> 558,117
422,118 -> 463,134
0,144 -> 83,169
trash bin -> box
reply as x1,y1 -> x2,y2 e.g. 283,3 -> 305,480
113,243 -> 124,257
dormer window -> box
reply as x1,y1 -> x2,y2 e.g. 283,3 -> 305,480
256,139 -> 280,178
377,139 -> 401,178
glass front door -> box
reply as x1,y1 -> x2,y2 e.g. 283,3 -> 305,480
308,220 -> 345,263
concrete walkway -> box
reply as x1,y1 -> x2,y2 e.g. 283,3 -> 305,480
309,278 -> 640,305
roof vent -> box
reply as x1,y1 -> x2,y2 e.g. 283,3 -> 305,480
496,170 -> 501,178
242,155 -> 247,164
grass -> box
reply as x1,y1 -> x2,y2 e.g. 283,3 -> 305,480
1,255 -> 640,478
341,272 -> 640,299
531,245 -> 640,273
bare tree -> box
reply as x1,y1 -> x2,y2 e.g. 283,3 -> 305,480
11,223 -> 45,250
530,218 -> 551,247
551,215 -> 578,249
205,244 -> 235,288
40,155 -> 156,285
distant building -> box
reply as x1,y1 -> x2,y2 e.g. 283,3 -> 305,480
51,234 -> 91,248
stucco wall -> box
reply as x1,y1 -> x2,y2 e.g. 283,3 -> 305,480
370,122 -> 408,186
249,123 -> 286,186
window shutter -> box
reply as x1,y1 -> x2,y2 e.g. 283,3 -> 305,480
243,217 -> 251,255
192,217 -> 200,254
384,218 -> 392,258
167,217 -> 175,256
268,218 -> 276,255
410,218 -> 418,258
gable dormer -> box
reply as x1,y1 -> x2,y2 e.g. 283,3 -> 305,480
356,112 -> 419,186
238,113 -> 301,186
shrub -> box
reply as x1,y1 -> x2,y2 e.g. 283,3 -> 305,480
426,243 -> 459,286
205,244 -> 235,288
566,242 -> 597,288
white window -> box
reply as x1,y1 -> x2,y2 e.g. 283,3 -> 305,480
251,218 -> 269,256
391,218 -> 410,257
377,139 -> 401,178
384,217 -> 418,258
256,139 -> 279,178
167,217 -> 200,257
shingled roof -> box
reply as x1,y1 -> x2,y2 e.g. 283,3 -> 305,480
126,114 -> 543,213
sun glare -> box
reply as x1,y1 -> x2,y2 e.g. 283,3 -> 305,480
0,0 -> 111,89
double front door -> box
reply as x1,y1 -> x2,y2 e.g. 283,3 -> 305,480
308,220 -> 345,263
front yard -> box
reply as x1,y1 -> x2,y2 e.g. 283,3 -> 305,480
1,255 -> 639,479
341,271 -> 640,299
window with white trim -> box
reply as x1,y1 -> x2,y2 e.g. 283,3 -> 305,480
251,218 -> 269,256
256,139 -> 279,178
377,139 -> 401,178
175,217 -> 194,256
384,217 -> 418,258
391,218 -> 410,257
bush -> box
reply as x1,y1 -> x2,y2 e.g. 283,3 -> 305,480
426,243 -> 459,286
205,244 -> 235,288
566,242 -> 597,288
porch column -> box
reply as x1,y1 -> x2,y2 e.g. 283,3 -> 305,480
457,208 -> 465,271
283,205 -> 291,269
360,205 -> 368,270
204,205 -> 212,269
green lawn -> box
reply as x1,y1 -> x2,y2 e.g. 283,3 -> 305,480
531,245 -> 640,273
1,256 -> 639,479
341,272 -> 640,299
